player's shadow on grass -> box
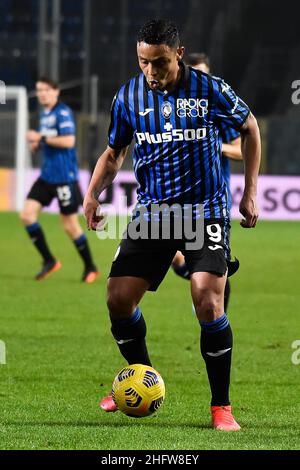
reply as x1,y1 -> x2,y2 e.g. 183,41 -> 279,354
4,420 -> 212,430
1,273 -> 72,283
5,421 -> 298,434
3,273 -> 38,281
2,273 -> 99,284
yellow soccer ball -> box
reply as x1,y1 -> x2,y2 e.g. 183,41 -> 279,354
112,364 -> 165,418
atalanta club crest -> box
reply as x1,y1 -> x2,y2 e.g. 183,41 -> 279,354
161,101 -> 172,119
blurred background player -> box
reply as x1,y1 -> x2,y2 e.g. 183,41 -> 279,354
172,52 -> 242,311
20,77 -> 99,282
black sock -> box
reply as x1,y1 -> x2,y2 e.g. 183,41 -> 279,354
200,314 -> 233,406
224,279 -> 231,312
25,223 -> 55,263
172,262 -> 190,280
111,307 -> 152,366
74,234 -> 95,270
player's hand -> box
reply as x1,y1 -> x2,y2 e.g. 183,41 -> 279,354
83,193 -> 105,231
27,130 -> 41,143
239,192 -> 259,228
29,141 -> 39,152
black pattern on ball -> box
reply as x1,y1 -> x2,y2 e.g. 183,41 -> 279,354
125,388 -> 142,408
142,370 -> 160,388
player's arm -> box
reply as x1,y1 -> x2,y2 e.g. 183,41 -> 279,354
239,112 -> 261,228
222,137 -> 242,161
42,135 -> 75,149
27,130 -> 75,149
215,79 -> 261,228
27,130 -> 41,152
44,107 -> 76,148
83,145 -> 129,230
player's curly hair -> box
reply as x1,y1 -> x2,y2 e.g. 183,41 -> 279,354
137,20 -> 180,49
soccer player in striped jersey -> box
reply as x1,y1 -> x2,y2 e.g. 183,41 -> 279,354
84,20 -> 261,431
21,77 -> 98,282
172,52 -> 243,312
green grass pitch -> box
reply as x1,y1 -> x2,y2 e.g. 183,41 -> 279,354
0,212 -> 299,450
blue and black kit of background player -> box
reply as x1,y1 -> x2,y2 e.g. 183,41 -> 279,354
219,122 -> 240,211
27,102 -> 83,214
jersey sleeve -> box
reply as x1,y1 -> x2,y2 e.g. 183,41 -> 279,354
214,79 -> 250,131
57,107 -> 76,136
108,91 -> 133,149
218,121 -> 240,143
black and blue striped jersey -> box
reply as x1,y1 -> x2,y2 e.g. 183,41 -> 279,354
39,102 -> 78,184
108,62 -> 249,219
219,122 -> 240,209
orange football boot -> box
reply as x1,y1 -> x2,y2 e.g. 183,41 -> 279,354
99,394 -> 118,413
36,260 -> 62,281
211,405 -> 241,431
82,267 -> 99,283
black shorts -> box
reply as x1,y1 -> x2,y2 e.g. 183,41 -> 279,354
109,218 -> 231,291
27,178 -> 83,215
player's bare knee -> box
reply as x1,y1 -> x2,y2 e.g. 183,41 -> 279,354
192,286 -> 211,308
194,296 -> 218,313
63,221 -> 73,237
62,218 -> 81,239
19,210 -> 26,224
20,210 -> 35,226
193,294 -> 222,321
106,289 -> 136,319
64,226 -> 72,237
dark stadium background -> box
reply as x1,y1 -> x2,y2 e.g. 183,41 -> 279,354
1,0 -> 300,175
